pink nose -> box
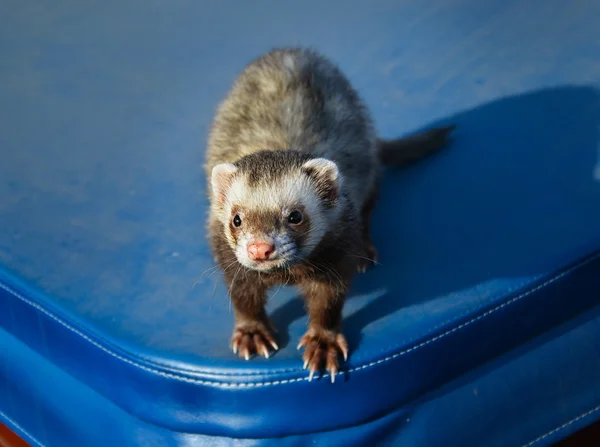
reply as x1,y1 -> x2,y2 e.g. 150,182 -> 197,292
247,241 -> 275,261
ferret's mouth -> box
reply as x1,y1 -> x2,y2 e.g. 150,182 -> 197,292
245,258 -> 292,272
237,239 -> 298,272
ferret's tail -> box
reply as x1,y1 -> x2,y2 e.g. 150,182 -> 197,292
376,124 -> 456,167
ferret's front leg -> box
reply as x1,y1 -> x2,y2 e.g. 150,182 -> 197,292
297,280 -> 349,383
227,274 -> 278,360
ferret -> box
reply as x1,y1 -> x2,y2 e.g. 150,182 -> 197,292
204,47 -> 454,383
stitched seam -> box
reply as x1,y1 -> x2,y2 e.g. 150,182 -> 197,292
140,280 -> 537,378
0,409 -> 45,447
365,276 -> 543,359
1,252 -> 598,388
117,279 -> 541,378
521,404 -> 600,447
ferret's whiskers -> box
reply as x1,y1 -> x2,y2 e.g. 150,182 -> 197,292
226,265 -> 244,313
293,255 -> 346,292
193,259 -> 234,288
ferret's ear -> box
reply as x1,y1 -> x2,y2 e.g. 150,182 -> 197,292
211,163 -> 238,204
301,158 -> 341,205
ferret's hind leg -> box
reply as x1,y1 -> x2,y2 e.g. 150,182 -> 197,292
358,187 -> 379,273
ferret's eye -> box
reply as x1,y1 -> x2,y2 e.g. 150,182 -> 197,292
287,210 -> 303,225
232,214 -> 242,227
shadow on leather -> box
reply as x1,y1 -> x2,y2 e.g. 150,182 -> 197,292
271,85 -> 600,351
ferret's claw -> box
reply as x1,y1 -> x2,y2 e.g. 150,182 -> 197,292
262,346 -> 270,359
231,321 -> 278,361
357,242 -> 378,273
336,334 -> 349,361
300,329 -> 349,384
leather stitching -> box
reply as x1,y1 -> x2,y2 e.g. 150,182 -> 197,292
521,403 -> 600,447
1,252 -> 598,387
0,410 -> 45,447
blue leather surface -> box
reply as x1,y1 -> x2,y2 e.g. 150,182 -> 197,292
4,305 -> 600,447
1,0 -> 600,445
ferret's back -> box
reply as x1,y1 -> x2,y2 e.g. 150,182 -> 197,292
205,48 -> 378,186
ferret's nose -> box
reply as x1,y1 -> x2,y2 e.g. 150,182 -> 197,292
247,241 -> 275,261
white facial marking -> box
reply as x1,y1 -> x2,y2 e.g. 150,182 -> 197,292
233,231 -> 298,271
219,166 -> 342,271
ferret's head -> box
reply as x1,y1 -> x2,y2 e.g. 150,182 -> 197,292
210,150 -> 343,272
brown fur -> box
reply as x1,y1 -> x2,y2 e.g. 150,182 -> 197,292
204,48 -> 455,380
209,194 -> 361,376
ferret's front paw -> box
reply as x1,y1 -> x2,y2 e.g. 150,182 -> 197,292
297,328 -> 348,383
231,320 -> 278,360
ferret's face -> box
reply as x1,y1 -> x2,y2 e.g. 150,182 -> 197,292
211,155 -> 341,272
